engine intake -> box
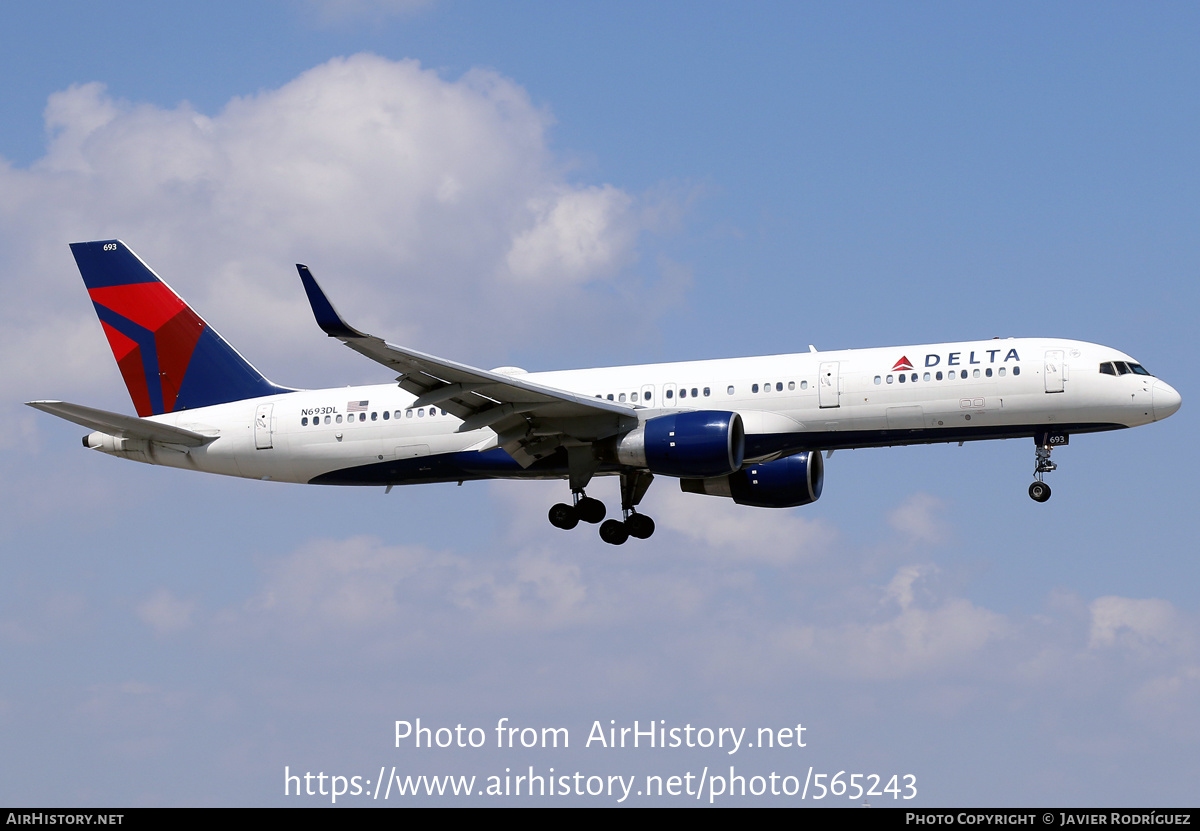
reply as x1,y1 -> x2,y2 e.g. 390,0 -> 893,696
680,451 -> 823,508
616,411 -> 745,478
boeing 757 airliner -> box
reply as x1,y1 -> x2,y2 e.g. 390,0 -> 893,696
29,241 -> 1181,545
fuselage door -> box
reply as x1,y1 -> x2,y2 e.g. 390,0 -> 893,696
818,362 -> 840,408
663,383 -> 678,407
1044,350 -> 1065,393
254,403 -> 274,449
639,384 -> 656,407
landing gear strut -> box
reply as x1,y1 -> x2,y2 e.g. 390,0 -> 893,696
546,468 -> 656,544
1029,441 -> 1057,503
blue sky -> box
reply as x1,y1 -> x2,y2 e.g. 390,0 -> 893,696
1,1 -> 1197,806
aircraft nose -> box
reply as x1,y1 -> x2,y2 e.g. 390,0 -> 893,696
1152,380 -> 1182,421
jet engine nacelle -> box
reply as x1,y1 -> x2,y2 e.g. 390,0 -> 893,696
680,451 -> 824,508
616,411 -> 745,478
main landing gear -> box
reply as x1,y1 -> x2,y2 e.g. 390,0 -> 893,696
1028,440 -> 1057,503
549,470 -> 656,545
547,493 -> 606,529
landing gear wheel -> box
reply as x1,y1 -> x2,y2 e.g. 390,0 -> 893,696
548,502 -> 579,529
625,513 -> 655,539
599,519 -> 630,545
576,496 -> 607,524
1028,481 -> 1051,503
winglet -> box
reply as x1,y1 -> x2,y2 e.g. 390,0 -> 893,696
296,265 -> 367,339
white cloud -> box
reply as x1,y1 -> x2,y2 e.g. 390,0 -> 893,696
1,54 -> 678,411
507,185 -> 638,284
776,565 -> 1009,680
651,485 -> 837,565
1088,596 -> 1186,653
886,492 -> 951,547
883,563 -> 934,610
249,536 -> 448,627
136,589 -> 197,636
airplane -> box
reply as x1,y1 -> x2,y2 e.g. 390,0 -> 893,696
28,240 -> 1181,545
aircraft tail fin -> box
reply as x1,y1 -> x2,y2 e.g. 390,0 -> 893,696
70,240 -> 290,416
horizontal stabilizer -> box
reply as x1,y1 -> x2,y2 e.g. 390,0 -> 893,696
26,401 -> 216,447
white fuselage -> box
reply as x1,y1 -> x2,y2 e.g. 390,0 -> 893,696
89,337 -> 1179,487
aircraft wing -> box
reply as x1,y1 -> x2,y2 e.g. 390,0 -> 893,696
26,400 -> 217,447
297,266 -> 638,467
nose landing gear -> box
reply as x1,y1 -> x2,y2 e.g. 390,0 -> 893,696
1029,441 -> 1057,503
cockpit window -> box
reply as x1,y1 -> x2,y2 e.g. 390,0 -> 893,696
1101,361 -> 1153,377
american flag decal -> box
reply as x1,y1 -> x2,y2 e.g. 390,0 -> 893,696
347,400 -> 369,412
